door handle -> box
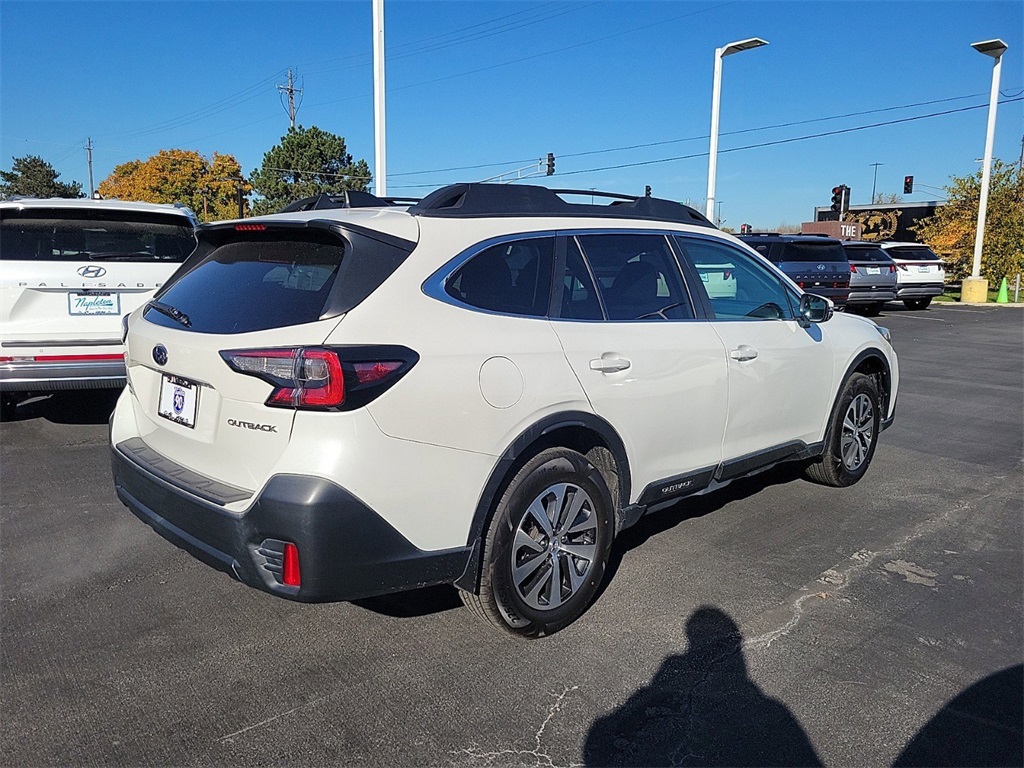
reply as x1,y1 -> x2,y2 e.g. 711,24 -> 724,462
729,345 -> 758,362
590,356 -> 631,373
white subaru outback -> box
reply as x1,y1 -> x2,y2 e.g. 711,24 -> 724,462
110,184 -> 898,637
1,197 -> 198,418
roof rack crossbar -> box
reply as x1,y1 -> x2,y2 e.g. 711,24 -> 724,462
279,190 -> 394,213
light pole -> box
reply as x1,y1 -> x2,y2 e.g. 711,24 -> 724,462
870,162 -> 883,203
963,38 -> 1008,303
372,0 -> 387,197
706,37 -> 768,221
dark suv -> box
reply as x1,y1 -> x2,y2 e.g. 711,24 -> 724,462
739,233 -> 851,308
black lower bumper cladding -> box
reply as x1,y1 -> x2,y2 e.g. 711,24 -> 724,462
111,443 -> 473,602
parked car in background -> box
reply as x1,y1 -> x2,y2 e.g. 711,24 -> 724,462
0,197 -> 198,418
878,241 -> 945,309
738,233 -> 851,308
110,183 -> 898,638
842,241 -> 898,316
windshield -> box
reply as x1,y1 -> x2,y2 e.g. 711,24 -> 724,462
886,246 -> 940,261
0,208 -> 196,262
777,242 -> 848,263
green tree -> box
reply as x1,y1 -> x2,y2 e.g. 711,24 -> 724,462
98,149 -> 250,222
0,155 -> 83,199
914,159 -> 1023,284
249,126 -> 371,215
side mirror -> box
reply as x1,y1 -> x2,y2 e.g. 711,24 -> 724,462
798,293 -> 833,326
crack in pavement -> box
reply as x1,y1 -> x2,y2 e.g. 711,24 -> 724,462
455,685 -> 581,767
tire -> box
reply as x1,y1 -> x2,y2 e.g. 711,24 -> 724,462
863,302 -> 884,317
0,393 -> 20,421
461,447 -> 615,638
903,297 -> 931,310
804,373 -> 881,488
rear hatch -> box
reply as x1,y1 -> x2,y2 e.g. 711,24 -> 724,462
0,206 -> 195,354
773,240 -> 851,292
886,245 -> 944,284
843,244 -> 897,289
122,217 -> 416,491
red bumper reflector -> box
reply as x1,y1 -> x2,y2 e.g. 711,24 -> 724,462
282,543 -> 301,587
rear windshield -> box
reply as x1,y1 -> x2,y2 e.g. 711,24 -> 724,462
776,242 -> 848,263
0,208 -> 195,262
145,231 -> 345,334
843,246 -> 891,263
886,246 -> 940,261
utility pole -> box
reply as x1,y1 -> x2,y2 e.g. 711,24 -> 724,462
277,67 -> 303,129
869,162 -> 883,203
86,137 -> 95,198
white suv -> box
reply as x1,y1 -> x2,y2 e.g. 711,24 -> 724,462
1,197 -> 198,417
109,184 -> 898,637
878,240 -> 946,310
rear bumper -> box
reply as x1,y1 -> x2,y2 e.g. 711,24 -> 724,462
110,438 -> 474,602
897,283 -> 944,298
0,358 -> 126,392
847,288 -> 897,304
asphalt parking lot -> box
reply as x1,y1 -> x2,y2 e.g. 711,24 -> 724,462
2,303 -> 1021,767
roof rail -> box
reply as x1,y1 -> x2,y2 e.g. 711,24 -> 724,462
279,190 -> 394,213
381,196 -> 422,206
406,183 -> 714,227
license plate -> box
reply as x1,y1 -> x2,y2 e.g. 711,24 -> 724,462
866,267 -> 880,275
158,374 -> 199,429
68,291 -> 119,315
917,265 -> 931,273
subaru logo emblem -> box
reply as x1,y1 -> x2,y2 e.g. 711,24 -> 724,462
77,265 -> 107,278
153,345 -> 168,366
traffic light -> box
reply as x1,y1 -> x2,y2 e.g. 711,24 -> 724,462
831,185 -> 844,213
830,184 -> 850,214
645,185 -> 652,197
903,175 -> 914,194
546,153 -> 555,176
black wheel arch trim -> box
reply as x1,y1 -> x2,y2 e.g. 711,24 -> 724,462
832,348 -> 893,427
455,410 -> 630,592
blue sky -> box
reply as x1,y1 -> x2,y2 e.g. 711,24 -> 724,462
2,0 -> 1021,228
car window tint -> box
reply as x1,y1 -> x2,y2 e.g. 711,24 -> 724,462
0,209 -> 195,262
886,246 -> 940,261
777,242 -> 847,263
676,236 -> 793,321
576,233 -> 693,321
844,246 -> 890,263
145,232 -> 344,333
446,237 -> 554,316
558,237 -> 604,320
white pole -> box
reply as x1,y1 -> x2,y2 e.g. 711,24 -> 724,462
705,48 -> 724,220
372,0 -> 387,197
971,50 -> 1003,278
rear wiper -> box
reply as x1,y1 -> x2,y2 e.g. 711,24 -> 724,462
147,300 -> 192,328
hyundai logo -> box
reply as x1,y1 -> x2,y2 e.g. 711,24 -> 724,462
77,265 -> 107,278
816,264 -> 826,271
153,345 -> 168,366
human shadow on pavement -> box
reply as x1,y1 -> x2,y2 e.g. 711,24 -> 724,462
3,390 -> 121,425
352,584 -> 464,617
584,606 -> 822,767
894,664 -> 1023,767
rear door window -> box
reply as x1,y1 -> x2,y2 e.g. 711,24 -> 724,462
576,233 -> 693,321
0,208 -> 195,262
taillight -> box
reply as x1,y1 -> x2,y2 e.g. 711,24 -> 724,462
850,264 -> 858,273
723,270 -> 732,280
797,281 -> 805,288
889,264 -> 897,273
234,223 -> 266,231
221,345 -> 417,411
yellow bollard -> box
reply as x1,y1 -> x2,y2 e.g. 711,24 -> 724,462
996,277 -> 1009,303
